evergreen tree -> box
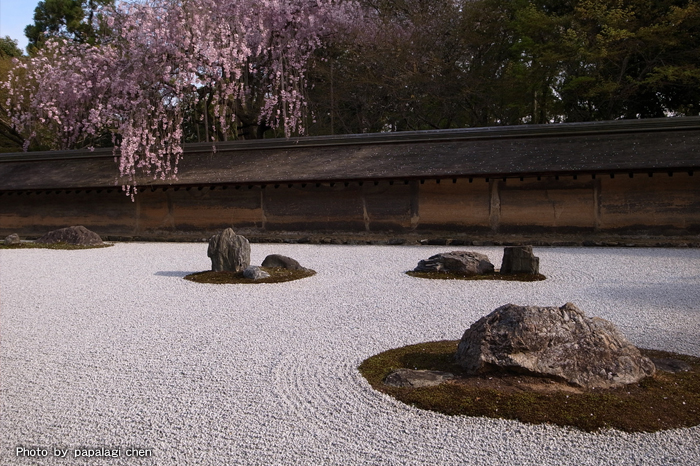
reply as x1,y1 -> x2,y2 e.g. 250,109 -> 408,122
25,0 -> 113,52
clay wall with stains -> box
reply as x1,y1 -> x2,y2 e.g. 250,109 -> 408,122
2,172 -> 698,241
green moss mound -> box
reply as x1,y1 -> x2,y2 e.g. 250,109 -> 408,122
184,267 -> 316,284
359,340 -> 700,432
0,242 -> 113,250
406,271 -> 546,282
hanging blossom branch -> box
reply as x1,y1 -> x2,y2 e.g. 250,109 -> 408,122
3,0 -> 360,199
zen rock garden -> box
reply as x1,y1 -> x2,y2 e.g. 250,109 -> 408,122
185,227 -> 315,284
409,246 -> 545,281
4,225 -> 699,432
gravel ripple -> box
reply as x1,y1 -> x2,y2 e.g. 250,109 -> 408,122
1,244 -> 699,465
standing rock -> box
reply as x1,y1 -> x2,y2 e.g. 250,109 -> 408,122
242,266 -> 270,280
414,251 -> 494,274
500,246 -> 540,274
35,226 -> 103,245
262,254 -> 305,270
207,228 -> 250,272
456,303 -> 656,389
4,233 -> 21,245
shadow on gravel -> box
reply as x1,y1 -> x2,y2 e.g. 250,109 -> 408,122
184,267 -> 316,284
155,271 -> 194,277
540,248 -> 700,258
593,280 -> 700,307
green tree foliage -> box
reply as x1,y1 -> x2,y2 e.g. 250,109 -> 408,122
559,0 -> 700,120
308,0 -> 700,134
0,37 -> 23,58
25,0 -> 113,52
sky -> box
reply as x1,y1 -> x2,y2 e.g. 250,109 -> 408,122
0,0 -> 40,54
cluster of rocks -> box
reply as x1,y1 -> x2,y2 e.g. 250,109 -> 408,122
7,226 -> 657,392
385,302 -> 656,390
4,226 -> 105,246
414,245 -> 540,275
207,228 -> 307,281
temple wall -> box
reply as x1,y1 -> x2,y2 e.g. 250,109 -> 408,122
2,173 -> 698,241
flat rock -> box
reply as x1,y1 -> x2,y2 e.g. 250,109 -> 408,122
35,226 -> 103,245
4,233 -> 20,245
207,228 -> 250,272
456,303 -> 656,389
500,246 -> 539,274
261,254 -> 305,270
414,251 -> 494,274
242,266 -> 270,280
650,357 -> 692,373
383,369 -> 455,388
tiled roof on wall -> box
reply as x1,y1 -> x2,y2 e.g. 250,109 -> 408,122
1,117 -> 699,191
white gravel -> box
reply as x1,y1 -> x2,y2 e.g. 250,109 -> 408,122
1,243 -> 699,465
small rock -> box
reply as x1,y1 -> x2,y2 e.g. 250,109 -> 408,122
456,303 -> 655,389
35,226 -> 103,245
387,238 -> 406,245
426,239 -> 448,245
650,357 -> 692,373
207,228 -> 250,272
415,251 -> 494,274
4,233 -> 20,245
383,369 -> 455,388
500,246 -> 540,274
261,254 -> 305,270
243,266 -> 270,280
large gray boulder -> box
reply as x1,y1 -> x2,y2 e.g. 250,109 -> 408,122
456,303 -> 656,389
261,254 -> 305,270
414,251 -> 494,274
4,233 -> 20,245
35,226 -> 103,245
500,246 -> 539,274
207,228 -> 250,272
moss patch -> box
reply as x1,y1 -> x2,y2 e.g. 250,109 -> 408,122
358,340 -> 700,432
0,242 -> 113,250
184,267 -> 316,284
406,271 -> 546,282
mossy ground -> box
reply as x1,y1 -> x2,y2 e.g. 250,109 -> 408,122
358,340 -> 700,432
0,242 -> 113,250
406,271 -> 546,282
184,267 -> 316,284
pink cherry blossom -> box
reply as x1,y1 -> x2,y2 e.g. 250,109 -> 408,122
3,0 -> 360,198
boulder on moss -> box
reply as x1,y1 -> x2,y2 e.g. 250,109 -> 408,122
414,251 -> 494,275
35,226 -> 103,246
500,246 -> 539,274
456,302 -> 656,389
262,254 -> 305,270
207,228 -> 250,272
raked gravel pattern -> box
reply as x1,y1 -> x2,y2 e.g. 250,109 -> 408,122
1,243 -> 699,465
